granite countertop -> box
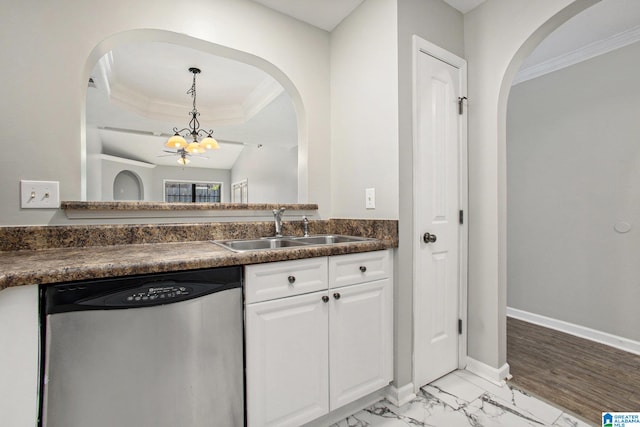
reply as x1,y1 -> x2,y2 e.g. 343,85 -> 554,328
0,219 -> 398,290
0,239 -> 392,290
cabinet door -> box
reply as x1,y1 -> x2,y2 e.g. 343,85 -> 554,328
246,291 -> 329,427
329,278 -> 393,410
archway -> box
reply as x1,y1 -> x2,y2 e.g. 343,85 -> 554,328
462,0 -> 600,384
81,29 -> 307,202
496,2 -> 604,370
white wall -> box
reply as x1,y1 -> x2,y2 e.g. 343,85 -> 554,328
86,127 -> 103,200
463,0 -> 599,372
507,41 -> 640,342
100,158 -> 154,201
330,0 -> 399,220
0,0 -> 330,225
231,145 -> 297,204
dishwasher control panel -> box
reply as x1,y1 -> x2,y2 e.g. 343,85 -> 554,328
125,285 -> 192,303
43,266 -> 242,314
95,281 -> 204,307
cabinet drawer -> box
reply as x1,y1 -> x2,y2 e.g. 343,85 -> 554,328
245,258 -> 328,303
329,250 -> 391,289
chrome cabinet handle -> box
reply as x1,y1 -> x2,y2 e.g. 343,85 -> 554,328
359,266 -> 367,273
423,232 -> 437,243
288,275 -> 296,284
333,293 -> 341,300
322,295 -> 329,303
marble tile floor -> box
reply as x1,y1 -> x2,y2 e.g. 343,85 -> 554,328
331,370 -> 594,427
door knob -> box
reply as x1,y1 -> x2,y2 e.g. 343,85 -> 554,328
423,232 -> 437,243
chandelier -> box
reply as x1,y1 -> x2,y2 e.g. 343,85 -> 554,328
165,67 -> 219,165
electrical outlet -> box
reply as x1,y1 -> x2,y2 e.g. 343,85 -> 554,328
20,180 -> 60,209
365,188 -> 375,209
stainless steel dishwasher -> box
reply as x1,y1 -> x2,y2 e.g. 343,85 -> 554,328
39,266 -> 244,427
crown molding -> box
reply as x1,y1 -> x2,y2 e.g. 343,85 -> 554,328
105,76 -> 284,126
513,25 -> 640,85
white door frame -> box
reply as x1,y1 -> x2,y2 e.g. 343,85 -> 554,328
412,35 -> 468,388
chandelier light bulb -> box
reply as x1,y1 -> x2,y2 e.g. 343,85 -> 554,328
200,136 -> 219,150
185,141 -> 205,154
166,134 -> 187,149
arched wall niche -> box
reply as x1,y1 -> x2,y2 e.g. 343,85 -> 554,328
113,170 -> 144,201
81,28 -> 307,203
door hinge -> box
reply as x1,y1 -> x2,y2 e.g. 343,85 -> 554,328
458,96 -> 467,115
459,210 -> 464,225
458,319 -> 463,335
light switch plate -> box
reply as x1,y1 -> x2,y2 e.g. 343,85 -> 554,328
365,188 -> 375,209
20,180 -> 60,209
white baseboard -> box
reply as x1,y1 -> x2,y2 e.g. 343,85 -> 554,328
507,307 -> 640,356
465,357 -> 511,386
302,387 -> 387,426
385,383 -> 416,407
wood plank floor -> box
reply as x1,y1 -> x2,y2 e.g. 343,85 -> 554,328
507,317 -> 640,426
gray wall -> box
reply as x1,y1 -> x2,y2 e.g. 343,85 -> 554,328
507,41 -> 640,342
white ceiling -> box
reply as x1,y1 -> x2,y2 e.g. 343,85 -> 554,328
250,0 -> 486,30
251,0 -> 365,31
442,0 -> 486,14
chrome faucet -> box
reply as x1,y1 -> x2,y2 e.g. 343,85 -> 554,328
302,216 -> 309,237
272,207 -> 285,237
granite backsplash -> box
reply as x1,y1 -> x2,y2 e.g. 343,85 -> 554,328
0,219 -> 398,252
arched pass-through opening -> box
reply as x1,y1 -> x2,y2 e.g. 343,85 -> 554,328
80,29 -> 307,201
495,0 -> 600,369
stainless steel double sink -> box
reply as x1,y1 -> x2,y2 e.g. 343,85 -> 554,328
213,235 -> 375,252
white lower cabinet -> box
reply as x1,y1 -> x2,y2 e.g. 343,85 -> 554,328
245,250 -> 393,427
329,278 -> 392,410
245,291 -> 329,427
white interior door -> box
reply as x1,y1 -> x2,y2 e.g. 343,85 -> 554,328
413,38 -> 467,388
